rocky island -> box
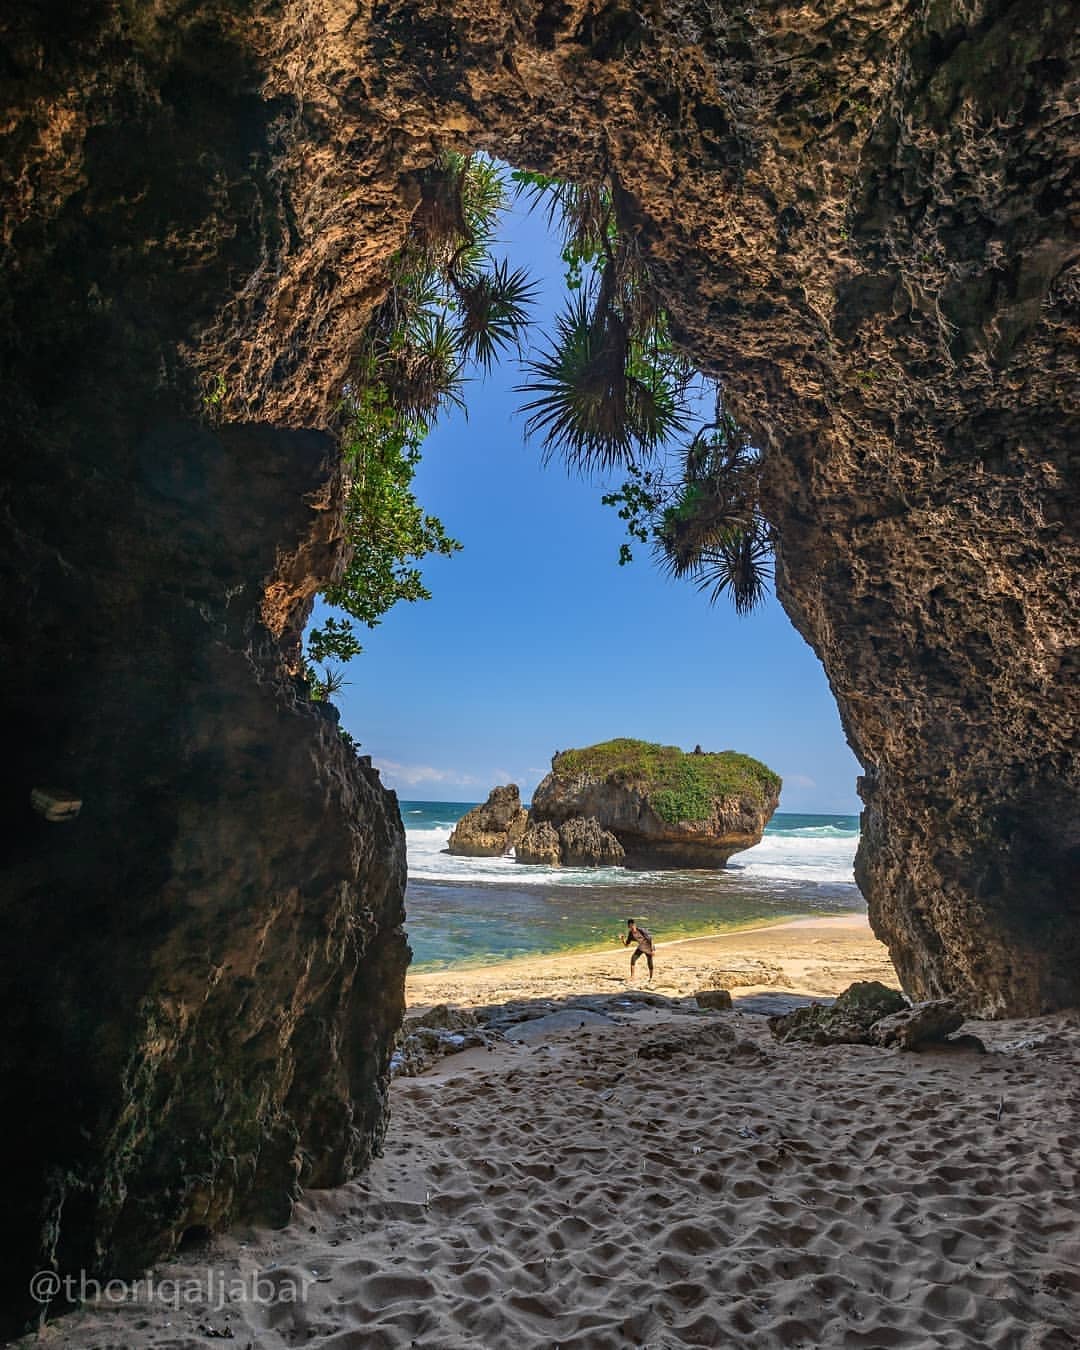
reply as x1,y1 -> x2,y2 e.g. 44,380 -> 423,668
516,738 -> 781,869
446,784 -> 528,856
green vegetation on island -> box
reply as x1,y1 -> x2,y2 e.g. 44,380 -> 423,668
551,738 -> 781,823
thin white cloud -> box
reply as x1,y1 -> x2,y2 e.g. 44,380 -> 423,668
374,759 -> 479,789
782,773 -> 817,790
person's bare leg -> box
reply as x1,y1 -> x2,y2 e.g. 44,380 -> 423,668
646,953 -> 654,981
630,949 -> 641,980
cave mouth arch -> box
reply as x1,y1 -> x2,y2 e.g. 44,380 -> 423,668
1,0 -> 1076,1331
297,154 -> 869,965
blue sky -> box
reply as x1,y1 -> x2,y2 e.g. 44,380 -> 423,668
314,194 -> 862,815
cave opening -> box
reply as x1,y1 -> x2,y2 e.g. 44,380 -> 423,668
2,1 -> 1077,1336
298,152 -> 865,974
304,151 -> 862,779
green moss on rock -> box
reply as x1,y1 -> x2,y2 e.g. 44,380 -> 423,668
552,738 -> 781,823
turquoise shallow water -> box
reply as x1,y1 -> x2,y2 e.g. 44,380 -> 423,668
402,802 -> 863,970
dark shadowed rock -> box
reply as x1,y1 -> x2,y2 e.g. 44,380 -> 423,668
768,982 -> 908,1045
871,1000 -> 965,1050
696,989 -> 734,1010
447,784 -> 528,857
558,816 -> 626,867
516,820 -> 562,866
392,1005 -> 496,1076
946,1034 -> 988,1054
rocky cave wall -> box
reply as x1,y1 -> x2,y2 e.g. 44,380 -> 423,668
1,0 -> 1076,1331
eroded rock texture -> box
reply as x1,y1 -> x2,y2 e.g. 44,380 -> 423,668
1,0 -> 1077,1330
529,758 -> 778,868
447,784 -> 528,855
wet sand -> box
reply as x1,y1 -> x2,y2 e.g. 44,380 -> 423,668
407,913 -> 897,1010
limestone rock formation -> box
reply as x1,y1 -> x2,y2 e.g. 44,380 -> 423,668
447,784 -> 527,857
768,983 -> 908,1045
516,820 -> 562,867
558,816 -> 626,867
871,1000 -> 966,1051
392,1005 -> 498,1076
1,0 -> 1077,1331
529,740 -> 780,868
0,421 -> 408,1329
514,813 -> 626,867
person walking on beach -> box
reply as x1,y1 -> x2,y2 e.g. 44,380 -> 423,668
623,918 -> 655,981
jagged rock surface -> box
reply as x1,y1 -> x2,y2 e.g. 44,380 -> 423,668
871,1000 -> 966,1050
558,816 -> 627,867
516,820 -> 563,867
447,784 -> 528,856
768,983 -> 908,1045
1,0 -> 1077,1331
514,813 -> 627,866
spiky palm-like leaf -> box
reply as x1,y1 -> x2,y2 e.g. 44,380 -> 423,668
515,175 -> 612,264
379,313 -> 466,423
459,154 -> 507,246
409,152 -> 508,279
692,521 -> 773,615
455,260 -> 537,371
517,296 -> 689,472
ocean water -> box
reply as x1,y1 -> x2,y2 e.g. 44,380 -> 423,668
402,800 -> 863,970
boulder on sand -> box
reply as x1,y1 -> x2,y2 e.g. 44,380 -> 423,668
696,989 -> 734,1010
447,785 -> 528,857
870,999 -> 965,1050
767,981 -> 907,1045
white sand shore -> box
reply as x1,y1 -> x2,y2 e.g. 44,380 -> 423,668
406,912 -> 895,1011
22,916 -> 1080,1349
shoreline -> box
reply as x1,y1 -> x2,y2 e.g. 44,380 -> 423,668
407,904 -> 859,975
406,910 -> 893,1010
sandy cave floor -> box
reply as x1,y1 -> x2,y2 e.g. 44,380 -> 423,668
20,921 -> 1080,1350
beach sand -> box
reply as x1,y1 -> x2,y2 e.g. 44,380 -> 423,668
21,918 -> 1080,1349
406,913 -> 898,1010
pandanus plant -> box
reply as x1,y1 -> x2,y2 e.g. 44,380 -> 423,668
654,412 -> 773,616
514,170 -> 773,613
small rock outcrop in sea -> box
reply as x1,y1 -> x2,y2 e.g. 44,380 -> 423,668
516,815 -> 625,867
516,819 -> 562,866
525,739 -> 781,869
447,784 -> 528,857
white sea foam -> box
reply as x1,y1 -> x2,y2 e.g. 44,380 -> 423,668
404,826 -> 658,886
405,820 -> 859,889
727,831 -> 858,886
